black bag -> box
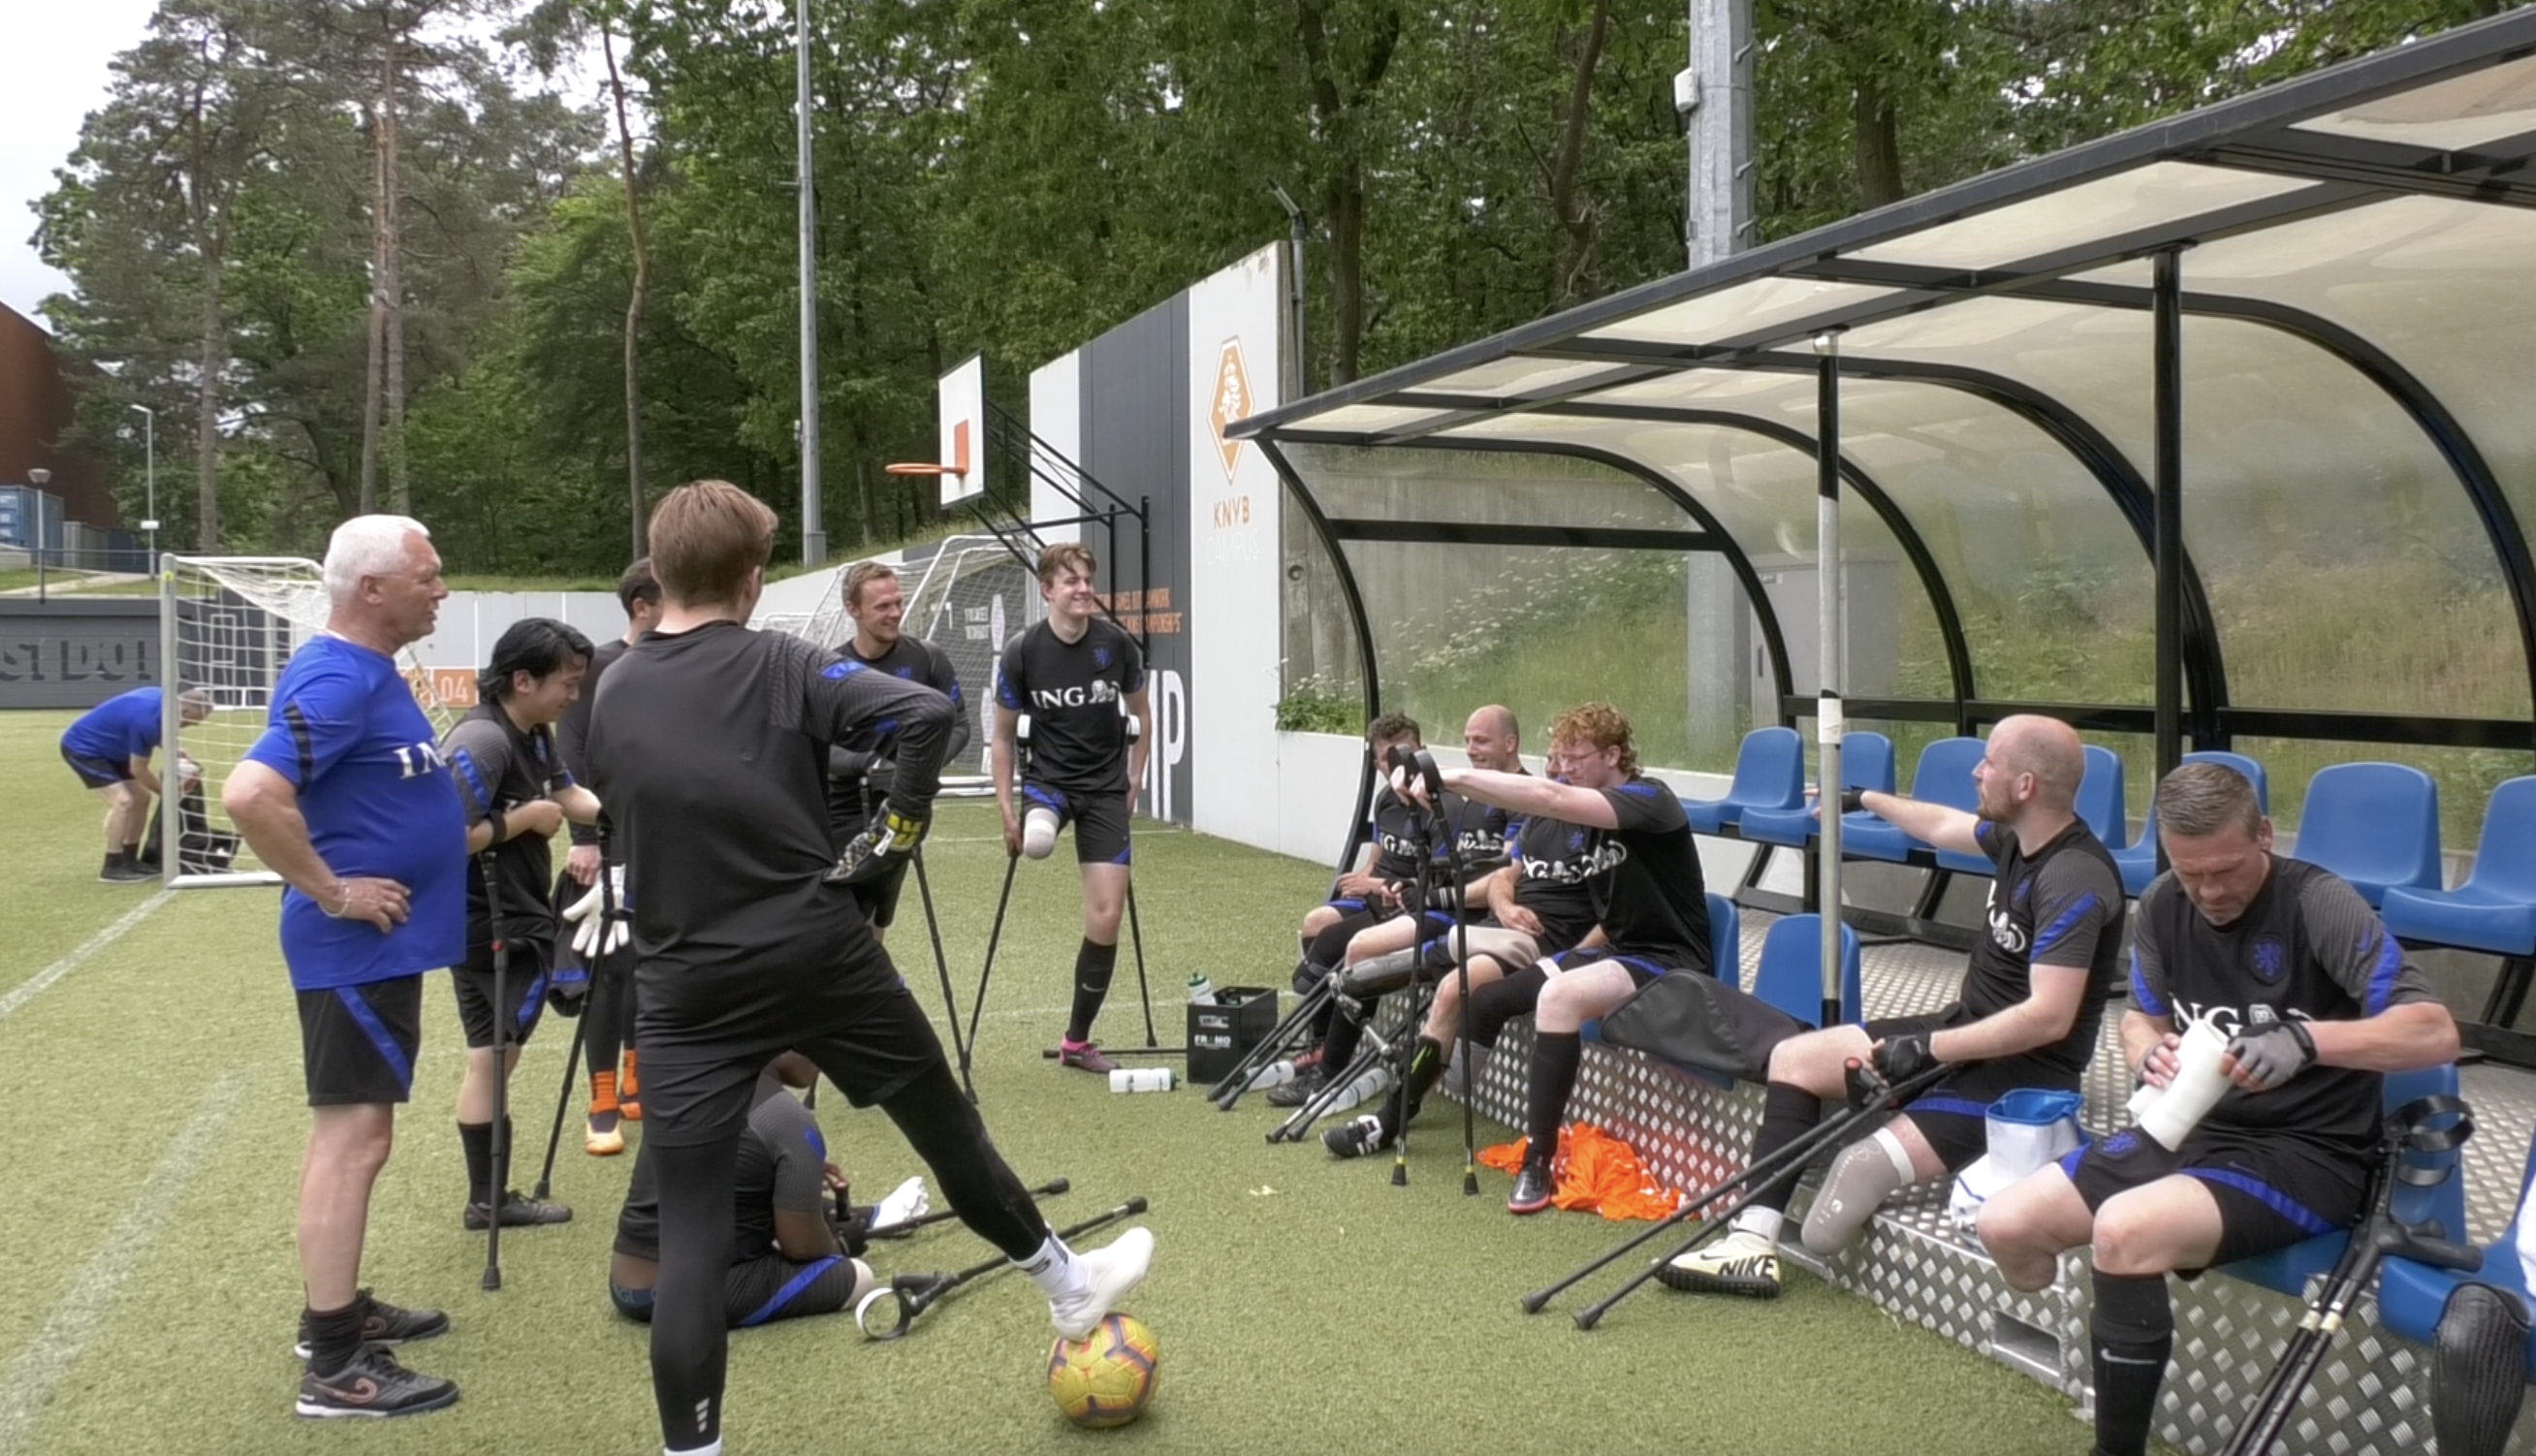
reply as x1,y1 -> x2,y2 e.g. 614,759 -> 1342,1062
139,778 -> 241,875
1595,967 -> 1809,1084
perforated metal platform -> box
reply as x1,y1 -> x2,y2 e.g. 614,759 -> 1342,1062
1440,910 -> 2536,1456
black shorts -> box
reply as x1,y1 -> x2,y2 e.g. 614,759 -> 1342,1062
635,946 -> 946,1150
1864,1011 -> 2088,1172
61,744 -> 130,788
452,936 -> 553,1050
1021,782 -> 1131,867
2061,1124 -> 2371,1269
298,977 -> 424,1106
610,1253 -> 868,1329
1546,948 -> 1682,989
851,859 -> 910,930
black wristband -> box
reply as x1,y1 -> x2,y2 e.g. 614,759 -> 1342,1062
486,808 -> 508,844
1839,788 -> 1867,814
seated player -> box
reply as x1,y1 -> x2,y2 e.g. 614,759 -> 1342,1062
612,1055 -> 892,1328
1976,762 -> 2459,1456
1389,702 -> 1713,1214
826,561 -> 968,947
1659,714 -> 2126,1298
58,684 -> 211,881
440,617 -> 601,1229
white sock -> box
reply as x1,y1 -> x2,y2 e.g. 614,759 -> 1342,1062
1731,1207 -> 1785,1245
668,1442 -> 723,1456
1872,1127 -> 1917,1182
1016,1231 -> 1083,1300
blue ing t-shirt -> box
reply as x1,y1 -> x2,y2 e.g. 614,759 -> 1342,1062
61,686 -> 165,765
242,636 -> 465,990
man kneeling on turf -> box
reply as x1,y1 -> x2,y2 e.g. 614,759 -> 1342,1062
1660,715 -> 2125,1299
612,1054 -> 924,1328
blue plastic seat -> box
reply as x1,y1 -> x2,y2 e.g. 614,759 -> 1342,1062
1685,727 -> 1806,836
2075,744 -> 2129,853
1845,737 -> 1986,866
1746,913 -> 1863,1029
2112,750 -> 2270,897
2382,776 -> 2536,957
2380,1112 -> 2536,1379
1741,733 -> 1896,849
2289,762 -> 2443,909
2219,1063 -> 2466,1298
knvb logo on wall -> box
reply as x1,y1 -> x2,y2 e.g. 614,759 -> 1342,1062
1210,338 -> 1252,480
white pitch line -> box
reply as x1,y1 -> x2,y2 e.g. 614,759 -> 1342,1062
0,891 -> 172,1023
0,1076 -> 243,1455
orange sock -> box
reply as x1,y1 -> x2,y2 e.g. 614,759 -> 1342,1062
620,1051 -> 641,1121
588,1069 -> 619,1116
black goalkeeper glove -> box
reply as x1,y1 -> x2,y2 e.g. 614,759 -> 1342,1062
2225,1020 -> 2316,1092
827,802 -> 930,885
1872,1032 -> 1939,1085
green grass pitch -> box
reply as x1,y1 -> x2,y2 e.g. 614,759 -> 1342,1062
0,707 -> 2108,1455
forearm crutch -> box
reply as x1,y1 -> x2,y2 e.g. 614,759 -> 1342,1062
531,1007 -> 586,1201
1211,972 -> 1337,1108
2220,1094 -> 2480,1456
478,851 -> 508,1292
964,848 -> 1023,1095
910,849 -> 975,1101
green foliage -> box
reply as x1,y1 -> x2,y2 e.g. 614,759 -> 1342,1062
1274,675 -> 1362,734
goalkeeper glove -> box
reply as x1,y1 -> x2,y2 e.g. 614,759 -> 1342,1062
827,803 -> 930,885
562,865 -> 630,958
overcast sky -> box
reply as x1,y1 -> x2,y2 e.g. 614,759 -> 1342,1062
2,0 -> 164,327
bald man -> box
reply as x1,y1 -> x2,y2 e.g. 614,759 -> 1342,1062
1661,715 -> 2127,1300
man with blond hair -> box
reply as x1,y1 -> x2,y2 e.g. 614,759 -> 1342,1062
1661,713 -> 2126,1300
991,541 -> 1154,1073
588,482 -> 1150,1456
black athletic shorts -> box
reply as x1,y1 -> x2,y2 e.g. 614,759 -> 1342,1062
2060,1123 -> 2371,1269
636,950 -> 945,1150
850,859 -> 910,931
61,744 -> 130,788
452,936 -> 554,1050
1866,1010 -> 2086,1174
1021,782 -> 1131,867
298,976 -> 424,1106
611,1253 -> 869,1328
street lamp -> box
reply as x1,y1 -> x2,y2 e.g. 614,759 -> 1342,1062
128,403 -> 157,568
26,467 -> 49,602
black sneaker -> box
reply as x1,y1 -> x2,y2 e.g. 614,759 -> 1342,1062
293,1289 -> 450,1359
1265,1065 -> 1330,1108
100,857 -> 153,883
295,1344 -> 460,1419
463,1190 -> 572,1230
1507,1163 -> 1555,1215
1322,1114 -> 1393,1159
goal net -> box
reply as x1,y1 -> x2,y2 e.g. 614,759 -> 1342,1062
787,534 -> 1043,777
155,555 -> 458,888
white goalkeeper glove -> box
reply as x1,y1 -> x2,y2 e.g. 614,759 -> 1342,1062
827,803 -> 930,885
872,1176 -> 930,1233
563,865 -> 630,958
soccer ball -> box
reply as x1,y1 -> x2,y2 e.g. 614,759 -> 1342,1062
1046,1313 -> 1159,1429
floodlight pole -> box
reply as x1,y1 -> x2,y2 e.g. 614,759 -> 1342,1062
1814,330 -> 1844,1027
1682,0 -> 1755,266
28,467 -> 50,601
794,0 -> 825,566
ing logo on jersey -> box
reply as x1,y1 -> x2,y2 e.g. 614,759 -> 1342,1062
391,741 -> 449,780
1984,878 -> 2028,956
2249,936 -> 2288,985
1030,681 -> 1120,711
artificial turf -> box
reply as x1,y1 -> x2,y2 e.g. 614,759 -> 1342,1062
0,707 -> 2111,1455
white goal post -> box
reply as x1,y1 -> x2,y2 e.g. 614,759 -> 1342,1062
155,554 -> 459,888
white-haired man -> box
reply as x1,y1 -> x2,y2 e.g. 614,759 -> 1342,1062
226,515 -> 466,1418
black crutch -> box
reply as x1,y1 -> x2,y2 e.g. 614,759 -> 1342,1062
1123,883 -> 1160,1048
477,851 -> 509,1292
911,849 -> 976,1100
965,848 -> 1023,1092
1212,973 -> 1337,1107
2219,1094 -> 2479,1456
531,1007 -> 586,1201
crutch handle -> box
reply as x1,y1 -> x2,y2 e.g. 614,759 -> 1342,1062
2382,1222 -> 2482,1273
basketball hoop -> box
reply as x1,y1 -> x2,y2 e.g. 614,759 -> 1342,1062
886,462 -> 965,478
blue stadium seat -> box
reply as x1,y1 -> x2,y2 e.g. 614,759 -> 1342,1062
2219,1063 -> 2466,1298
2075,744 -> 2129,853
2289,762 -> 2442,909
2379,1110 -> 2536,1379
1740,733 -> 1896,849
2112,750 -> 2269,897
2382,776 -> 2536,959
1846,737 -> 1986,866
1684,727 -> 1805,836
1746,913 -> 1863,1029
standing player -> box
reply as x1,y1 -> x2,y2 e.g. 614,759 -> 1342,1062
554,556 -> 661,1155
991,542 -> 1153,1074
826,560 -> 968,944
440,617 -> 600,1227
1977,762 -> 2458,1456
1392,702 -> 1712,1214
223,515 -> 464,1418
1660,715 -> 2126,1298
586,481 -> 1152,1456
57,683 -> 212,881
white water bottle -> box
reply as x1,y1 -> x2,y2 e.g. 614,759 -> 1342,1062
1109,1067 -> 1177,1093
1245,1059 -> 1301,1092
1187,974 -> 1216,1005
1322,1064 -> 1395,1113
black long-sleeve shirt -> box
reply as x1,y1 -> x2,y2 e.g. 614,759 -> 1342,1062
586,619 -> 952,981
556,637 -> 630,850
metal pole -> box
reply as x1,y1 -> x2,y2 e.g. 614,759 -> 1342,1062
29,467 -> 49,601
159,558 -> 177,885
131,404 -> 157,568
2152,249 -> 2184,789
1684,0 -> 1755,268
1270,183 -> 1307,401
1814,330 -> 1845,1027
794,0 -> 825,566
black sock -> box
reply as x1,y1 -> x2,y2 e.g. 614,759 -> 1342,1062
1402,1036 -> 1445,1122
460,1121 -> 493,1207
1323,1003 -> 1368,1071
304,1298 -> 366,1377
2089,1271 -> 2174,1456
1747,1081 -> 1824,1216
120,842 -> 140,865
1524,1031 -> 1582,1170
1066,938 -> 1118,1043
1306,921 -> 1356,969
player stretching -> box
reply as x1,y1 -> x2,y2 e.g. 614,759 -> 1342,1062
992,542 -> 1153,1073
587,482 -> 1151,1456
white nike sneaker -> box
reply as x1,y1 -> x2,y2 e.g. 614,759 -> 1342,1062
1048,1226 -> 1155,1340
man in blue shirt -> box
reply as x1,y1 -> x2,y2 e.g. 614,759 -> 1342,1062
58,684 -> 211,881
225,515 -> 467,1420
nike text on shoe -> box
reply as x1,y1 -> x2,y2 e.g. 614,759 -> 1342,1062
1656,1229 -> 1782,1299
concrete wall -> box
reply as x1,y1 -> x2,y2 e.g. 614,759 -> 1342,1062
0,599 -> 157,709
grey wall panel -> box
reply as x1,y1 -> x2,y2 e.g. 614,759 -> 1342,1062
0,600 -> 159,709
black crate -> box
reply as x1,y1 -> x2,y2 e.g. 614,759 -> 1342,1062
1187,987 -> 1279,1085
